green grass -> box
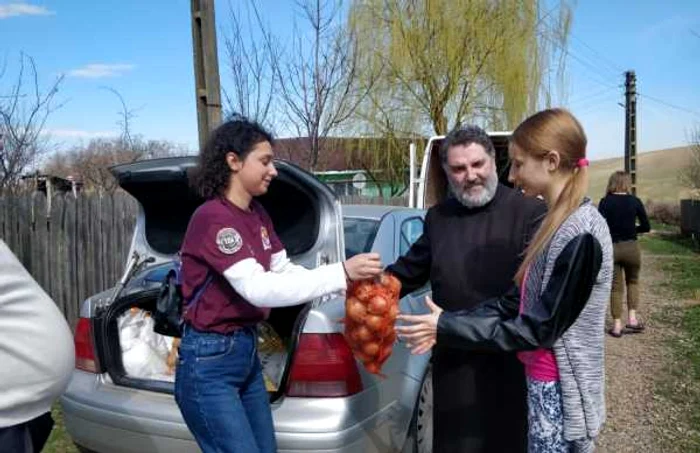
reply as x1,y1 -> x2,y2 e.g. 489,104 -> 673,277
639,231 -> 699,256
683,306 -> 700,380
671,304 -> 700,449
641,231 -> 700,449
639,227 -> 700,299
650,220 -> 678,233
42,403 -> 79,453
659,257 -> 700,300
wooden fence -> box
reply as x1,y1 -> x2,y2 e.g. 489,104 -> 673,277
0,192 -> 138,328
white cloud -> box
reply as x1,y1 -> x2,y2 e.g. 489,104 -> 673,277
44,129 -> 117,139
67,63 -> 135,79
0,3 -> 53,19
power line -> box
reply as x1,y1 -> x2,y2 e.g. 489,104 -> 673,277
571,92 -> 619,113
563,50 -> 620,90
574,97 -> 620,116
539,13 -> 622,79
567,33 -> 624,76
537,25 -> 619,91
638,92 -> 700,117
540,32 -> 619,90
569,86 -> 620,105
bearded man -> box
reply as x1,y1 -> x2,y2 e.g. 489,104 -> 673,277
387,125 -> 546,453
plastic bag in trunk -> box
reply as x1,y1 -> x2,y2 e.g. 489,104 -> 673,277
118,308 -> 176,382
118,309 -> 289,389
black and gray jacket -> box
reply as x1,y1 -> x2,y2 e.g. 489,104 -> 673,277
437,200 -> 613,442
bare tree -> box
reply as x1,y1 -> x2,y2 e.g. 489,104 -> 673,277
222,1 -> 279,127
44,137 -> 189,194
271,0 -> 376,170
101,86 -> 137,147
0,54 -> 63,194
44,89 -> 189,193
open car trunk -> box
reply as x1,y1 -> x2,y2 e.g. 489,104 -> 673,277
97,157 -> 343,401
101,288 -> 306,399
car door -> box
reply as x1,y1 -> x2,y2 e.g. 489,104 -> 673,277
396,214 -> 432,315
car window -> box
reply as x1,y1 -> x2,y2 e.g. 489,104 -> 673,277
399,217 -> 424,256
343,218 -> 380,259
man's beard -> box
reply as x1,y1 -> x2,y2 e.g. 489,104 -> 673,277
448,171 -> 499,208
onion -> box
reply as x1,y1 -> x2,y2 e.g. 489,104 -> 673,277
354,282 -> 374,301
368,295 -> 389,315
346,297 -> 367,323
351,325 -> 373,343
381,273 -> 402,297
380,322 -> 394,338
365,314 -> 385,332
362,341 -> 380,357
388,303 -> 400,321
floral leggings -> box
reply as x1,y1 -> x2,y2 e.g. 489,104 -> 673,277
527,378 -> 595,453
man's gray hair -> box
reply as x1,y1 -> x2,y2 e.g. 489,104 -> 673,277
439,125 -> 496,165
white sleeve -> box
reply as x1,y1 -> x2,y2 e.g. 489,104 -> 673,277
223,257 -> 347,308
0,241 -> 75,426
269,250 -> 307,274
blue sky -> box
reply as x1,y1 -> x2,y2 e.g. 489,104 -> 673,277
1,0 -> 699,162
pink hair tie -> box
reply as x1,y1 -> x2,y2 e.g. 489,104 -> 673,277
577,158 -> 589,168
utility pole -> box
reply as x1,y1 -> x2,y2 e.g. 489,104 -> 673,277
624,70 -> 637,195
191,0 -> 222,151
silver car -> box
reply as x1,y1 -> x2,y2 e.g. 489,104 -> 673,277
61,157 -> 434,453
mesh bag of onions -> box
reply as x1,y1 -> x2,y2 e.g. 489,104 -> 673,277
343,273 -> 401,375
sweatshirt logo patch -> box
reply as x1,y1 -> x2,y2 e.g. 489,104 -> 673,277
261,226 -> 272,250
216,228 -> 243,255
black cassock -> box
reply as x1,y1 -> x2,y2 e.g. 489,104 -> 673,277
388,184 -> 546,453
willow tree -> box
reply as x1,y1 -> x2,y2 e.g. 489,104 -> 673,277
349,0 -> 572,135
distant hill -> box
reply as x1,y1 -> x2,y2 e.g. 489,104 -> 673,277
588,146 -> 693,202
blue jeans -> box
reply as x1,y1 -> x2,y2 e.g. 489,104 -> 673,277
175,324 -> 276,453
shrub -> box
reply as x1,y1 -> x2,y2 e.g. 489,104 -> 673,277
646,199 -> 681,226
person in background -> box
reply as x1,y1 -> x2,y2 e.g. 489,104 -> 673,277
174,116 -> 382,453
0,240 -> 75,453
598,171 -> 650,337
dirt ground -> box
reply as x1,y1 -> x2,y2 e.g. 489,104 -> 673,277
597,253 -> 700,453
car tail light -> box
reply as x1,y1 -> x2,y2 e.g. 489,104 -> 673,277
286,333 -> 363,398
74,317 -> 100,373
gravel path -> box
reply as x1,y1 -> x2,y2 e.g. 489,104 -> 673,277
597,253 -> 700,453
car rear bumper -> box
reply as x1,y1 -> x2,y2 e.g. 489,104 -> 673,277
61,371 -> 402,453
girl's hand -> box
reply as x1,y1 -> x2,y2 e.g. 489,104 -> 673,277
396,296 -> 443,355
343,253 -> 382,281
